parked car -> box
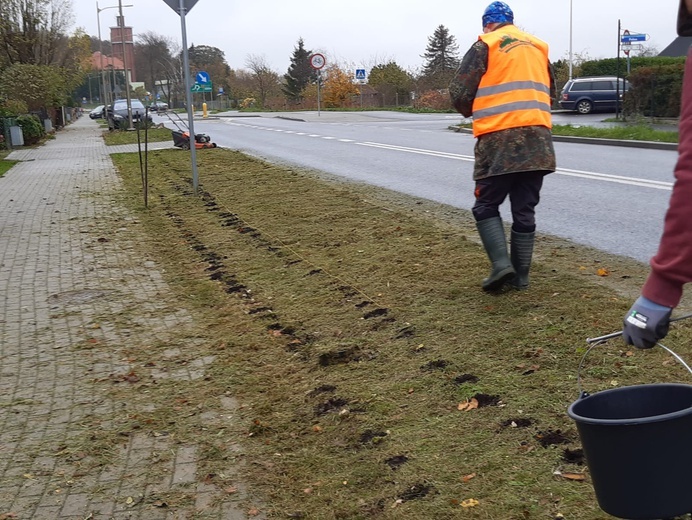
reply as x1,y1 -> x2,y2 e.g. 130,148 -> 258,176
106,99 -> 152,130
89,105 -> 105,119
149,101 -> 169,112
559,76 -> 630,114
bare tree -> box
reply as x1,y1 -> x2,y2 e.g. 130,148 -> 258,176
245,54 -> 281,107
0,0 -> 74,66
134,32 -> 176,96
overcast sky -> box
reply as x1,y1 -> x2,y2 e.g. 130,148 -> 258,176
72,0 -> 680,75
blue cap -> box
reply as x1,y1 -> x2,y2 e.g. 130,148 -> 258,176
482,1 -> 514,27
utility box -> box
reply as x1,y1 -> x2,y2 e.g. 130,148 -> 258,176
44,119 -> 53,133
9,126 -> 24,147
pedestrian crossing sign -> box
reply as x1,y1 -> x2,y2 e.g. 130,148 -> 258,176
355,69 -> 366,80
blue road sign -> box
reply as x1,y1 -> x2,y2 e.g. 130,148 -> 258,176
355,69 -> 366,80
621,33 -> 646,43
196,71 -> 210,84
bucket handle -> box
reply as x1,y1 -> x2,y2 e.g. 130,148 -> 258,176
579,312 -> 692,398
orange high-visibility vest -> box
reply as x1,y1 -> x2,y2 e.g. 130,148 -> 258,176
472,25 -> 551,137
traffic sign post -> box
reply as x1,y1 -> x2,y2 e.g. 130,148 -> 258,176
355,69 -> 366,80
621,33 -> 647,43
162,0 -> 199,13
309,54 -> 326,116
191,83 -> 212,93
163,0 -> 202,193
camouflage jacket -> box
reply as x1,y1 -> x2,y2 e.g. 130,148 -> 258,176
449,37 -> 556,181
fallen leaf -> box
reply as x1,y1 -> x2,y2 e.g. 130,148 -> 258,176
461,473 -> 476,482
126,496 -> 134,505
248,508 -> 260,516
460,498 -> 479,508
225,486 -> 238,494
312,425 -> 322,432
303,487 -> 313,494
597,268 -> 610,277
561,472 -> 586,481
457,398 -> 479,412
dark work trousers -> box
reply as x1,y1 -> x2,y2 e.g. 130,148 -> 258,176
472,171 -> 545,233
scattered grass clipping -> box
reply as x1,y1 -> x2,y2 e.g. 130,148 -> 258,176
109,146 -> 692,519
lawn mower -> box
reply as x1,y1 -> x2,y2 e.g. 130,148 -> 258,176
165,111 -> 217,150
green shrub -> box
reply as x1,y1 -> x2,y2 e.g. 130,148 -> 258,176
580,56 -> 686,77
16,114 -> 45,145
0,99 -> 28,117
625,63 -> 685,117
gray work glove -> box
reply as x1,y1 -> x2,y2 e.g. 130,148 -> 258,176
623,296 -> 673,349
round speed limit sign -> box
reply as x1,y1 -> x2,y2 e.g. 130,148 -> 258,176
309,53 -> 326,70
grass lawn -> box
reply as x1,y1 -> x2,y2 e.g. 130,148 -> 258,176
551,123 -> 678,143
102,126 -> 173,146
101,145 -> 692,519
454,122 -> 679,143
0,150 -> 16,177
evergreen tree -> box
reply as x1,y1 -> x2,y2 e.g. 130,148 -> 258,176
421,25 -> 460,89
282,38 -> 316,100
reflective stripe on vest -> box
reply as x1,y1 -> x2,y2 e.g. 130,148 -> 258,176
472,25 -> 551,137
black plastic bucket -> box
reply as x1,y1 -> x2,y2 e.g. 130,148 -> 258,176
568,383 -> 692,519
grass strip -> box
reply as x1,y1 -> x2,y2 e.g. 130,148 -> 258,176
102,127 -> 173,146
109,147 -> 692,519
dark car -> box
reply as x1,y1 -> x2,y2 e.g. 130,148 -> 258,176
559,76 -> 629,114
89,105 -> 105,119
149,101 -> 169,112
107,99 -> 152,130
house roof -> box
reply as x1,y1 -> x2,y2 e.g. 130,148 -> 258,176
658,36 -> 692,57
91,51 -> 125,71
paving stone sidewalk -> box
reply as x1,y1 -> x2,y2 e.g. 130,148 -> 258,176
0,117 -> 260,519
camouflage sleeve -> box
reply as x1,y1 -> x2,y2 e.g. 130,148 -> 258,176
548,62 -> 556,102
449,41 -> 488,118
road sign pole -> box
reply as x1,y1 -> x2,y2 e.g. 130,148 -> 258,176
179,0 -> 199,193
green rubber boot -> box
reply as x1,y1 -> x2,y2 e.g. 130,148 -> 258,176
476,217 -> 516,292
510,230 -> 535,290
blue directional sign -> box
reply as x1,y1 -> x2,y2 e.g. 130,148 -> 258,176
196,71 -> 210,84
355,69 -> 366,80
621,33 -> 647,43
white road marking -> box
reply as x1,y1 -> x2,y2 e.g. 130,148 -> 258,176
225,120 -> 672,191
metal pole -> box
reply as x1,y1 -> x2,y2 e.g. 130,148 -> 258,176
96,2 -> 107,104
119,0 -> 134,130
616,19 -> 621,119
179,0 -> 200,193
568,0 -> 573,80
317,70 -> 321,116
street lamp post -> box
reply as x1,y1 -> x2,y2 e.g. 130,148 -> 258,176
96,1 -> 132,106
118,0 -> 134,130
569,0 -> 573,81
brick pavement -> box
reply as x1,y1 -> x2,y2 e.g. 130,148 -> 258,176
0,117 -> 261,519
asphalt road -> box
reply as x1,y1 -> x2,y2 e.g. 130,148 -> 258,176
157,110 -> 677,263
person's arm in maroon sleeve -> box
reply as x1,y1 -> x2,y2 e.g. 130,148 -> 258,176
623,0 -> 692,348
